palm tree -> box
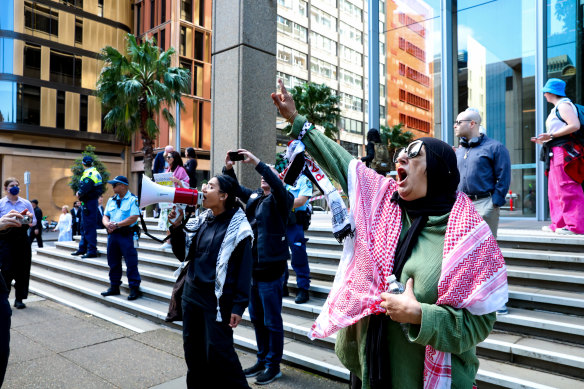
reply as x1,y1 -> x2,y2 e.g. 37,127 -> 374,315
286,82 -> 341,140
97,34 -> 190,178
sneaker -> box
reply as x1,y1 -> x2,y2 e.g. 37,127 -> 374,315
159,242 -> 172,250
243,362 -> 265,378
496,305 -> 508,315
295,289 -> 309,304
556,227 -> 576,235
255,367 -> 282,385
541,226 -> 553,233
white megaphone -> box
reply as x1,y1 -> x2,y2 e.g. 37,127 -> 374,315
139,176 -> 204,208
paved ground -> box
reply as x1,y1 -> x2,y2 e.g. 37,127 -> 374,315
4,294 -> 346,389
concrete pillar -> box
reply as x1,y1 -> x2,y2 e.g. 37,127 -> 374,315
211,0 -> 277,187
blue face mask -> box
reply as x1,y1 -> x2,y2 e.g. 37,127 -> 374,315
9,186 -> 19,196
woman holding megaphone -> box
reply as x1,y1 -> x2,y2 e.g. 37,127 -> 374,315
167,174 -> 254,389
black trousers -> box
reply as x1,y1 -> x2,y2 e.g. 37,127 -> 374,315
28,230 -> 43,248
0,230 -> 31,301
0,292 -> 11,387
182,298 -> 249,389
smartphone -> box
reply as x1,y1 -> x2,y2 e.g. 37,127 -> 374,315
228,151 -> 244,161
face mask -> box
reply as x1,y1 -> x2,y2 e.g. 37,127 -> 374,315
9,186 -> 20,196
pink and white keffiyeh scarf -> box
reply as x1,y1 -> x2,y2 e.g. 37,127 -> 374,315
309,160 -> 508,388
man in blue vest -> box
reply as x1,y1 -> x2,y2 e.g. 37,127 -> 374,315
100,176 -> 142,300
71,156 -> 103,258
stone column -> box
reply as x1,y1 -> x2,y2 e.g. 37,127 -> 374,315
211,0 -> 277,187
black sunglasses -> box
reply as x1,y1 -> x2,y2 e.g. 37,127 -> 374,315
393,140 -> 451,174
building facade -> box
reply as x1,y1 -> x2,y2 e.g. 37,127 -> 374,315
375,0 -> 583,220
132,0 -> 212,183
0,0 -> 133,220
276,0 -> 370,157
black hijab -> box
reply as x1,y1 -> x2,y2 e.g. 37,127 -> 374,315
366,138 -> 460,389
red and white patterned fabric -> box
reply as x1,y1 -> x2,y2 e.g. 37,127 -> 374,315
309,160 -> 508,388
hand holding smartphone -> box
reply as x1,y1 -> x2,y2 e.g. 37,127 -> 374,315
228,151 -> 245,161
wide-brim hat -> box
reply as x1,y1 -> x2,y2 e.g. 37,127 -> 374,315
542,78 -> 566,97
108,176 -> 129,186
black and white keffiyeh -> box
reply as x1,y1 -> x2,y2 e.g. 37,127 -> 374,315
279,136 -> 352,243
181,208 -> 253,322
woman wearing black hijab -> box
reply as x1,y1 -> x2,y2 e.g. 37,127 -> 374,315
271,79 -> 507,388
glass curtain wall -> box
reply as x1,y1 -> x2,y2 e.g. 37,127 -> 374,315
382,0 -> 442,140
455,0 -> 537,217
546,1 -> 583,115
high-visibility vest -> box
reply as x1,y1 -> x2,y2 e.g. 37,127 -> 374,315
81,167 -> 102,186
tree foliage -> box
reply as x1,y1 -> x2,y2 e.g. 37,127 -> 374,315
69,145 -> 110,194
285,82 -> 341,140
96,34 -> 190,179
380,123 -> 415,168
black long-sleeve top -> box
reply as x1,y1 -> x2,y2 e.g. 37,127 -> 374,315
170,207 -> 253,317
223,162 -> 294,282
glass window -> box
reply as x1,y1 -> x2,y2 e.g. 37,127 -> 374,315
56,90 -> 65,128
0,0 -> 14,30
75,18 -> 83,44
50,50 -> 82,87
278,16 -> 307,42
311,57 -> 337,80
136,4 -> 141,35
17,83 -> 41,125
61,0 -> 83,8
0,81 -> 16,123
180,26 -> 187,56
97,0 -> 103,17
25,1 -> 59,36
181,0 -> 193,23
456,0 -> 536,216
311,7 -> 336,33
340,140 -> 359,157
277,72 -> 306,90
340,0 -> 362,20
194,31 -> 204,61
277,16 -> 293,34
311,32 -> 336,55
340,45 -> 361,66
195,0 -> 204,26
194,63 -> 203,97
80,94 -> 88,131
160,28 -> 166,51
150,0 -> 156,27
161,0 -> 166,22
180,59 -> 192,94
1,38 -> 14,74
340,22 -> 362,45
23,43 -> 41,79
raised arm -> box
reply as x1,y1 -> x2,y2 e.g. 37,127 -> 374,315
272,79 -> 353,193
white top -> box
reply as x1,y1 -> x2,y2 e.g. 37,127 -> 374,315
546,98 -> 577,135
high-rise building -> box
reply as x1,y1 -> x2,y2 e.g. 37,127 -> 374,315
0,0 -> 133,220
276,0 -> 369,158
133,0 -> 212,182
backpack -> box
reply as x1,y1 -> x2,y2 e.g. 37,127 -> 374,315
371,143 -> 392,173
555,99 -> 584,143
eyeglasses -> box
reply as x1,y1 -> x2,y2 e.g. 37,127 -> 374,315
393,140 -> 424,163
454,120 -> 472,125
393,140 -> 452,174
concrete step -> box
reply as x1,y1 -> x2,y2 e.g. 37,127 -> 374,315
496,229 -> 584,253
477,358 -> 584,389
503,248 -> 584,271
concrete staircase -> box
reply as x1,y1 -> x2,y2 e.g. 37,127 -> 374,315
29,214 -> 584,388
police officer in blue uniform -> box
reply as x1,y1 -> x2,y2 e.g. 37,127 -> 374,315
284,173 -> 312,304
71,156 -> 103,258
100,176 -> 142,300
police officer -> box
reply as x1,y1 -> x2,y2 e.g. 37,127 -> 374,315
284,173 -> 312,304
100,176 -> 142,300
71,156 -> 103,258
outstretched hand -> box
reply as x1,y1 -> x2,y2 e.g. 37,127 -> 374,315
271,79 -> 297,123
379,278 -> 422,325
